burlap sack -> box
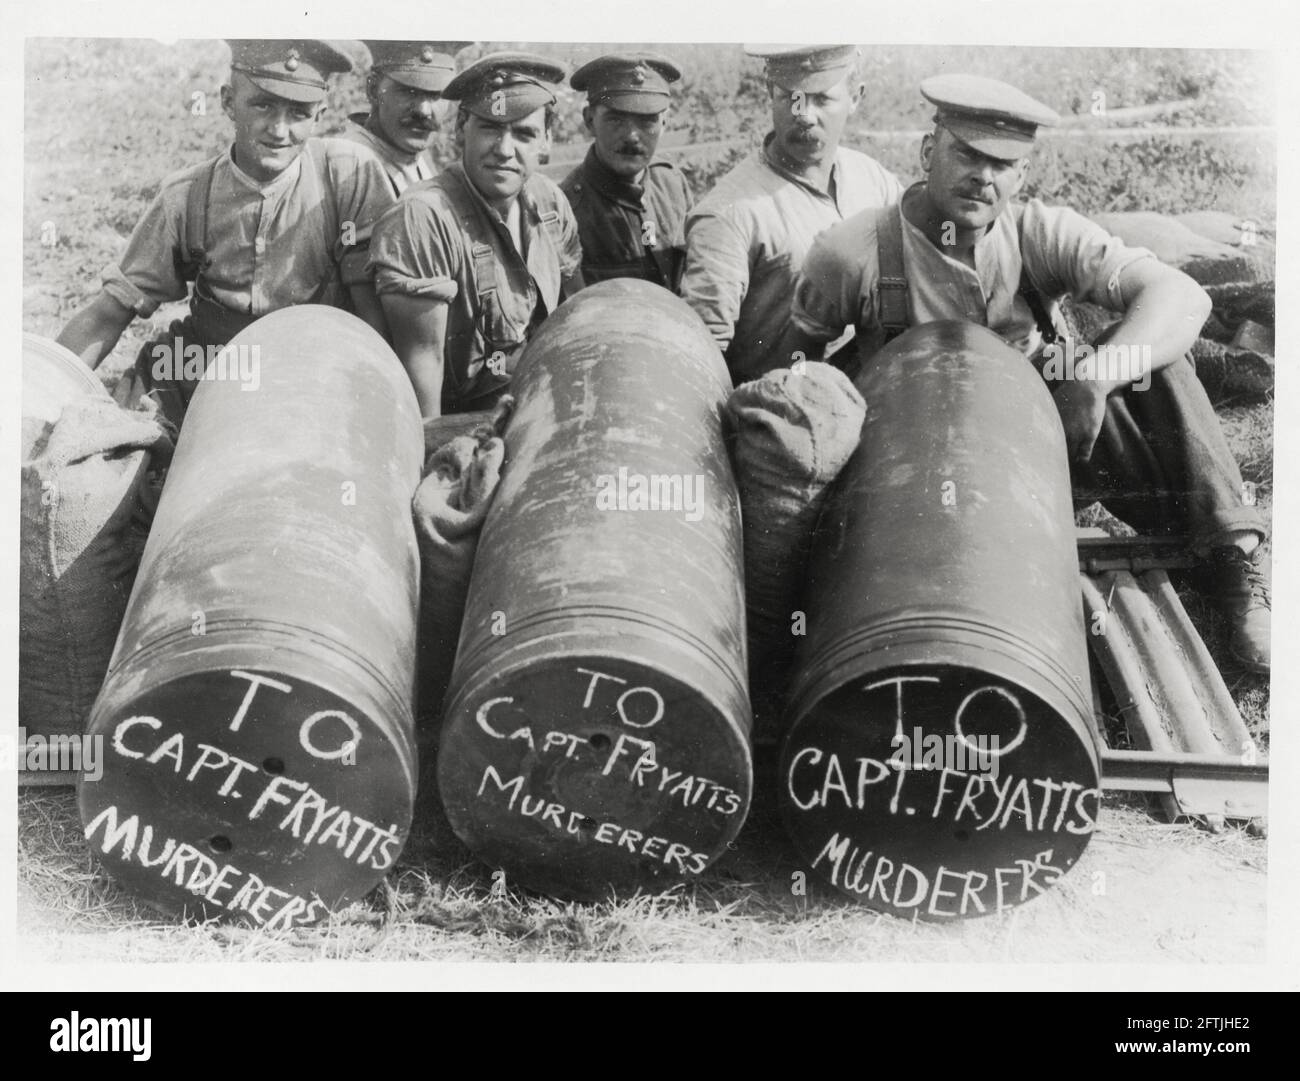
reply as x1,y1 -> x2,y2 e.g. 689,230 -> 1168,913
725,364 -> 866,734
1188,336 -> 1274,402
20,397 -> 173,738
412,403 -> 511,732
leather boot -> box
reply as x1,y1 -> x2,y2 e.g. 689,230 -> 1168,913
1203,546 -> 1272,674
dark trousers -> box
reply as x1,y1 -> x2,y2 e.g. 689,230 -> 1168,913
133,291 -> 260,431
1064,355 -> 1265,551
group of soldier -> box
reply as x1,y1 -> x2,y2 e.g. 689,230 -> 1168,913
53,39 -> 1270,674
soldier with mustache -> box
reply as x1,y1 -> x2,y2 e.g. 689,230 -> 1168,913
792,74 -> 1271,673
343,41 -> 471,196
679,45 -> 904,384
559,53 -> 693,290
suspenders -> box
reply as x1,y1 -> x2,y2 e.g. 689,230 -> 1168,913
441,171 -> 567,331
177,142 -> 340,286
435,170 -> 568,406
179,156 -> 220,278
874,201 -> 1064,348
876,204 -> 910,342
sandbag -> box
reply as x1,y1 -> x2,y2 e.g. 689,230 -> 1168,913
1089,210 -> 1272,288
724,363 -> 866,736
1176,210 -> 1276,275
412,403 -> 510,732
20,396 -> 172,738
1189,336 -> 1274,402
1203,279 -> 1275,332
1090,210 -> 1239,268
422,409 -> 494,459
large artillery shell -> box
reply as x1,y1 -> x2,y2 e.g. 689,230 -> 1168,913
437,280 -> 753,900
781,322 -> 1100,919
80,306 -> 424,926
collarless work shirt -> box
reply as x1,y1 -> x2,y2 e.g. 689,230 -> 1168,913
792,186 -> 1157,361
559,146 -> 694,290
100,137 -> 394,321
368,162 -> 583,411
679,134 -> 904,383
340,113 -> 438,196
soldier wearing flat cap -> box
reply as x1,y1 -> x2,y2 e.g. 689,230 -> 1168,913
58,39 -> 395,427
369,52 -> 583,424
559,53 -> 694,290
342,41 -> 471,196
679,44 -> 903,384
793,73 -> 1271,671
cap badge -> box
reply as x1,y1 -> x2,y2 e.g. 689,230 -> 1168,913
285,47 -> 300,72
420,45 -> 435,63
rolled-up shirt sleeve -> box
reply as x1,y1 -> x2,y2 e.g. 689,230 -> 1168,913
332,148 -> 397,287
368,196 -> 461,302
100,182 -> 188,317
679,209 -> 751,353
1021,201 -> 1158,312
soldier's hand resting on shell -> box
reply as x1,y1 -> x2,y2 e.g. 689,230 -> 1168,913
1050,376 -> 1109,463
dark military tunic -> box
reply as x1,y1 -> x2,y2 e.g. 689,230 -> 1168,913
559,146 -> 693,291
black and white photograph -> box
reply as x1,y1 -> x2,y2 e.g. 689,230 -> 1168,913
5,0 -> 1296,1001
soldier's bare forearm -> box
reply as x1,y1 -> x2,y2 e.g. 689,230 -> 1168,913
348,283 -> 390,342
380,292 -> 448,419
1095,264 -> 1211,394
55,291 -> 136,370
407,356 -> 445,420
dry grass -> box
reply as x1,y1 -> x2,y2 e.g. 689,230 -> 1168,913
19,755 -> 1268,965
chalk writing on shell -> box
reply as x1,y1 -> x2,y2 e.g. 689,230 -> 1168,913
472,662 -> 744,817
865,675 -> 1029,759
107,712 -> 402,871
465,663 -> 745,876
785,750 -> 1100,833
782,671 -> 1099,915
473,696 -> 744,817
224,669 -> 362,758
102,669 -> 401,873
84,803 -> 330,929
808,833 -> 1065,918
476,764 -> 711,875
